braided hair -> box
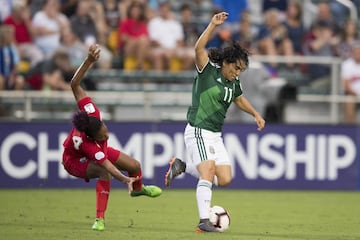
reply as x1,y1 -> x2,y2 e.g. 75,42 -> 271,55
72,111 -> 102,139
208,41 -> 249,68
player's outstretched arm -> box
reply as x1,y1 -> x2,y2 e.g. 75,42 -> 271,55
71,44 -> 100,102
234,96 -> 266,131
194,12 -> 228,70
102,160 -> 140,193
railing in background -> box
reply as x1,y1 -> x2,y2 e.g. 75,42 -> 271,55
0,55 -> 354,124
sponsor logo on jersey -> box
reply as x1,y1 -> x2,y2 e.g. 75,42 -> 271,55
95,151 -> 105,160
84,103 -> 96,114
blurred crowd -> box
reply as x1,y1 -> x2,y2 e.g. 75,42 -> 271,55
0,0 -> 360,95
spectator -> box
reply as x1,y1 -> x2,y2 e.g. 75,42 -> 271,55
303,20 -> 337,92
187,0 -> 212,30
180,3 -> 201,48
70,0 -> 113,69
59,26 -> 88,69
284,0 -> 305,55
119,1 -> 152,71
212,0 -> 248,28
60,0 -> 78,17
171,0 -> 212,31
101,0 -> 127,54
341,41 -> 360,124
0,0 -> 13,22
3,0 -> 44,67
101,0 -> 123,29
0,25 -> 25,90
262,0 -> 288,21
206,7 -> 229,49
178,3 -> 199,69
26,49 -> 72,91
29,0 -> 44,17
32,0 -> 70,58
58,27 -> 97,90
313,1 -> 339,34
148,0 -> 192,71
336,19 -> 359,60
232,10 -> 257,53
256,8 -> 294,66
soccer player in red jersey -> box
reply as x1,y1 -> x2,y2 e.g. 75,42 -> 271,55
62,44 -> 162,231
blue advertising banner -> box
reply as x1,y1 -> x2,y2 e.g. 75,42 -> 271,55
0,122 -> 358,190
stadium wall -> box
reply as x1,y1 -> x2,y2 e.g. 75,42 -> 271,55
0,122 -> 359,190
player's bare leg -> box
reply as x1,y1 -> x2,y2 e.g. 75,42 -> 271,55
115,152 -> 162,197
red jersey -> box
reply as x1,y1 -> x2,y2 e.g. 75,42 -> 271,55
119,18 -> 148,38
63,97 -> 108,165
3,16 -> 32,43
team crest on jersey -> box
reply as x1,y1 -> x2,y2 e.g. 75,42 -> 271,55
209,146 -> 215,154
84,103 -> 96,113
95,151 -> 105,160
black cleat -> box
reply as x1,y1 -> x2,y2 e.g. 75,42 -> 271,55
164,157 -> 186,187
195,219 -> 219,233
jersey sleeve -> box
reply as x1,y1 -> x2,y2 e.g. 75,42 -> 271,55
235,79 -> 243,97
77,96 -> 101,120
81,142 -> 108,164
76,133 -> 108,164
196,59 -> 217,74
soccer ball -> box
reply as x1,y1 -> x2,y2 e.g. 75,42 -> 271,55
209,205 -> 230,232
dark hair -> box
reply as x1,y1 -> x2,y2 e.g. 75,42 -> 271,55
208,41 -> 249,68
127,2 -> 146,21
180,3 -> 191,12
72,111 -> 102,139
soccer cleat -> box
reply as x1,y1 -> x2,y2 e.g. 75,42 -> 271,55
130,185 -> 162,198
92,218 -> 105,231
195,219 -> 219,233
165,157 -> 186,187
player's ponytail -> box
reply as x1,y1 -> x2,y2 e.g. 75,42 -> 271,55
208,47 -> 224,65
72,111 -> 102,139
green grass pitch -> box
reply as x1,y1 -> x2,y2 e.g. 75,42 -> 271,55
1,189 -> 360,240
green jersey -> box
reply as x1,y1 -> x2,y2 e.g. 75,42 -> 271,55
187,60 -> 243,132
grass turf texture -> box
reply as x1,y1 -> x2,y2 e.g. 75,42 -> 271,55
1,189 -> 360,240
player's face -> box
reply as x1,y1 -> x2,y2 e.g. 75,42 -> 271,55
222,60 -> 247,81
94,123 -> 109,142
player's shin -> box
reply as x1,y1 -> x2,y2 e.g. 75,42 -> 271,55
96,180 -> 110,219
129,170 -> 143,191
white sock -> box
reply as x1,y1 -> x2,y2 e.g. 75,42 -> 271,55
213,176 -> 218,186
186,164 -> 218,186
196,179 -> 212,219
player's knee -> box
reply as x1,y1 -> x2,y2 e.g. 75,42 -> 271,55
133,160 -> 141,171
99,171 -> 112,181
205,164 -> 216,176
217,176 -> 232,187
128,157 -> 141,172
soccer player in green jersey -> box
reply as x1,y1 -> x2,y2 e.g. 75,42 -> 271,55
165,12 -> 266,232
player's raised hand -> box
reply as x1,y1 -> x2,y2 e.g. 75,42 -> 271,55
87,44 -> 101,63
211,12 -> 228,26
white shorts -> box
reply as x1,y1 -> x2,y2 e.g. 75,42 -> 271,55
184,123 -> 231,166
